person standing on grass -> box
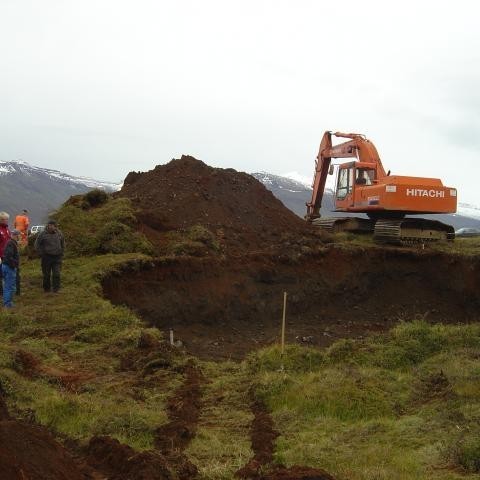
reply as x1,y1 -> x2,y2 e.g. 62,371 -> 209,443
2,230 -> 20,308
34,220 -> 65,293
14,209 -> 29,246
0,212 -> 11,296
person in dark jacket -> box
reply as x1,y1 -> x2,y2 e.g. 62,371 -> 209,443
2,229 -> 20,308
34,220 -> 65,293
0,211 -> 11,297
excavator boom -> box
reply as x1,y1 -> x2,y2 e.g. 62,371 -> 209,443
306,131 -> 387,220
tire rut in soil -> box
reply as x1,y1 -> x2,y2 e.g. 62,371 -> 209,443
186,363 -> 253,478
154,359 -> 205,479
236,397 -> 337,480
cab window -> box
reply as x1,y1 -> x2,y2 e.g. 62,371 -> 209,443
336,167 -> 352,199
356,168 -> 375,185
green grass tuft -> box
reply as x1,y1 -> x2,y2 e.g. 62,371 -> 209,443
53,194 -> 153,256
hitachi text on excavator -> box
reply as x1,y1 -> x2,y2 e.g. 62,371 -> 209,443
306,131 -> 457,244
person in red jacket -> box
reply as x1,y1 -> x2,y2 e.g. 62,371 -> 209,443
0,212 -> 11,296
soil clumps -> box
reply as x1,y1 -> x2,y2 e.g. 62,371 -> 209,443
86,436 -> 173,480
0,383 -> 196,480
236,399 -> 279,478
154,360 -> 204,479
119,155 -> 311,255
0,395 -> 85,480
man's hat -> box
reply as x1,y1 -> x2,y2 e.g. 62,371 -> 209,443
47,220 -> 57,225
22,209 -> 28,213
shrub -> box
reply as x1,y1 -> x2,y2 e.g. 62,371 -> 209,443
165,226 -> 220,257
52,196 -> 153,257
187,225 -> 220,250
84,189 -> 109,208
445,433 -> 480,473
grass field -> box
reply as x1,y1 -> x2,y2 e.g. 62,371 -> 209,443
250,322 -> 480,479
0,254 -> 182,449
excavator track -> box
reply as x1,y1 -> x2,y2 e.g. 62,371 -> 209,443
373,218 -> 455,245
312,217 -> 375,234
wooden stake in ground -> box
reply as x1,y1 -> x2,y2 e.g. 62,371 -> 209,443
281,291 -> 287,357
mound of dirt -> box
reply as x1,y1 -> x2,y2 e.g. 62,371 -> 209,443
119,155 -> 311,254
0,405 -> 84,480
87,436 -> 173,480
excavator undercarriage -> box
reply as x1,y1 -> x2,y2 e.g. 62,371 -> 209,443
313,216 -> 455,245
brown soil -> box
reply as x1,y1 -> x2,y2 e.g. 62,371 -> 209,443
118,155 -> 312,255
236,399 -> 279,478
154,360 -> 204,479
103,247 -> 480,360
12,348 -> 88,392
0,380 -> 195,480
0,395 -> 86,480
86,435 -> 173,480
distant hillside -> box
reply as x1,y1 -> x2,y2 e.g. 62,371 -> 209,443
0,161 -> 120,225
252,172 -> 480,230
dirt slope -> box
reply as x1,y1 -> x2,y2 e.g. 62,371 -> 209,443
0,395 -> 86,480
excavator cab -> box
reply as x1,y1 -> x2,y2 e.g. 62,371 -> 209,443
335,162 -> 376,208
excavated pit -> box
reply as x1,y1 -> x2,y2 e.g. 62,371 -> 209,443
103,246 -> 480,360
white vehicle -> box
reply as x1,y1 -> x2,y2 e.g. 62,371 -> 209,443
455,227 -> 480,238
29,225 -> 45,235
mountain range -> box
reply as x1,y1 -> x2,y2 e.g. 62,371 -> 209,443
0,160 -> 478,230
0,161 -> 119,225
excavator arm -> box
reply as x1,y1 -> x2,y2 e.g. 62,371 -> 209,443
306,131 -> 386,221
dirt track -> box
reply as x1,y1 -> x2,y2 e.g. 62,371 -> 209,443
154,360 -> 204,479
236,397 -> 337,480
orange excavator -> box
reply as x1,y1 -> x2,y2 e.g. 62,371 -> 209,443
306,131 -> 457,244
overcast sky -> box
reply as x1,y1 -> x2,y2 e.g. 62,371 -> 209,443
1,0 -> 479,204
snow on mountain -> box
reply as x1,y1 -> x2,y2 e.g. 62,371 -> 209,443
252,172 -> 309,193
281,171 -> 313,188
0,160 -> 123,224
0,160 -> 121,191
